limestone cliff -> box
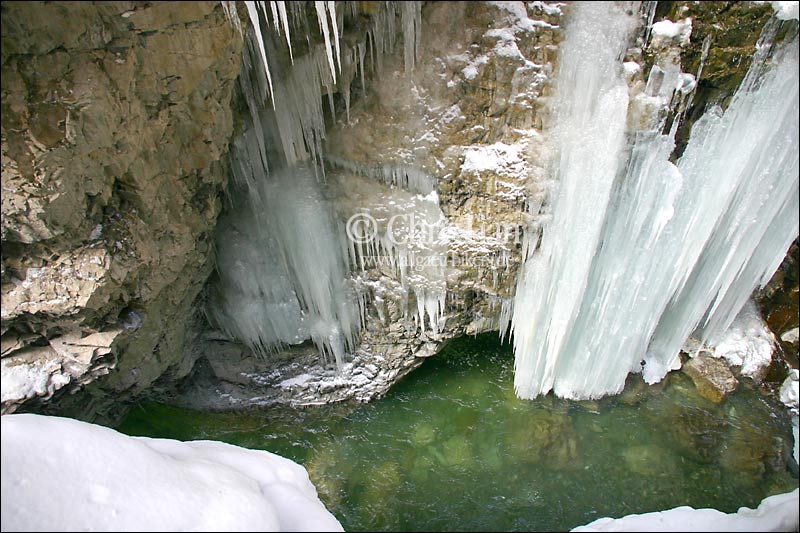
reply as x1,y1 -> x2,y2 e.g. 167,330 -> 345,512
1,1 -> 242,420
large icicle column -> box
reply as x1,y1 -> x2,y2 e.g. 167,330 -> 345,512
511,4 -> 799,400
510,1 -> 637,399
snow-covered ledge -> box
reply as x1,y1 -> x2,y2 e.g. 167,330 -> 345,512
0,414 -> 343,532
571,489 -> 799,532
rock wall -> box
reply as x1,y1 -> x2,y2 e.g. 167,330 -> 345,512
1,1 -> 242,420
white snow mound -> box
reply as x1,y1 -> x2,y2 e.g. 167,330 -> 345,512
572,489 -> 799,532
0,413 -> 343,532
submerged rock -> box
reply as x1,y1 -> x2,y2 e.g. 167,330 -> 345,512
503,408 -> 578,468
682,355 -> 739,403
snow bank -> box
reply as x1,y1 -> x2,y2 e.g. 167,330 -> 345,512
572,489 -> 800,532
0,414 -> 343,532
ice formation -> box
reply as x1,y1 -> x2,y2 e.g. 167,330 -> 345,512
213,2 -> 428,366
209,156 -> 361,370
510,2 -> 637,399
511,3 -> 799,400
693,300 -> 775,379
326,155 -> 435,194
334,174 -> 448,337
0,414 -> 343,532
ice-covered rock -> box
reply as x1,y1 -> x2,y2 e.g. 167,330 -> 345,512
781,369 -> 799,412
781,327 -> 800,345
704,300 -> 775,381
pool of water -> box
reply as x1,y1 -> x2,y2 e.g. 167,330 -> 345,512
118,333 -> 798,531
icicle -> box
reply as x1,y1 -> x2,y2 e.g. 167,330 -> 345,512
276,1 -> 294,63
268,1 -> 279,30
326,155 -> 435,194
647,28 -> 799,366
357,42 -> 366,98
400,1 -> 422,74
315,1 -> 338,84
221,1 -> 243,36
510,2 -> 636,400
328,1 -> 342,73
244,1 -> 274,105
210,150 -> 361,369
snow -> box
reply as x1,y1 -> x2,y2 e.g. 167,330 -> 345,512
623,61 -> 641,77
650,18 -> 692,47
572,489 -> 799,532
0,414 -> 342,532
529,1 -> 564,17
781,369 -> 799,465
1,357 -> 67,406
488,1 -> 559,31
781,327 -> 799,344
772,1 -> 799,20
705,300 -> 774,379
461,141 -> 527,178
460,54 -> 489,80
781,369 -> 799,412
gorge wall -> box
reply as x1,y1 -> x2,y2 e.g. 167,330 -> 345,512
1,1 -> 242,421
1,1 -> 797,419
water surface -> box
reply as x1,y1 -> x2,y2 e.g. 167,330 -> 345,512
119,334 -> 798,531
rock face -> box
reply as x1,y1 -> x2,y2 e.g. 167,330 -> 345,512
1,2 -> 242,419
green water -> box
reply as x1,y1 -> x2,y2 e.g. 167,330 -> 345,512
118,334 -> 798,531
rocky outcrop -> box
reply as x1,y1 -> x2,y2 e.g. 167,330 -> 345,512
757,238 -> 799,369
1,2 -> 242,419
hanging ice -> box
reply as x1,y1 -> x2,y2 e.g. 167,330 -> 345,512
511,4 -> 799,400
209,121 -> 361,369
646,28 -> 799,371
510,1 -> 637,399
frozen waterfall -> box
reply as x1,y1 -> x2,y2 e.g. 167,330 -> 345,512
511,3 -> 799,400
208,153 -> 362,370
210,2 -> 426,368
